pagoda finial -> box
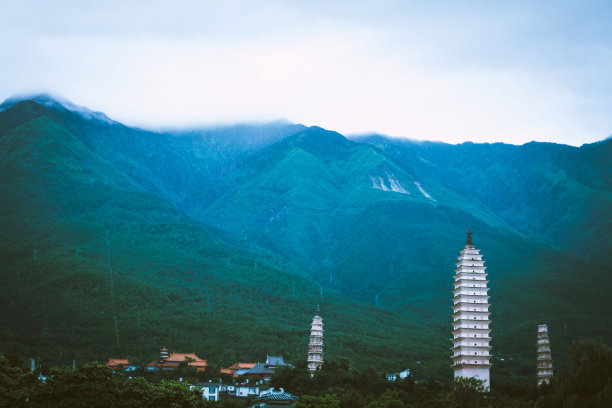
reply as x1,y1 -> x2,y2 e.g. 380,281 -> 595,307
466,227 -> 473,247
316,304 -> 321,316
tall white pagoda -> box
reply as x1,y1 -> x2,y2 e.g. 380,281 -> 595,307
451,228 -> 492,389
307,305 -> 324,373
537,324 -> 553,385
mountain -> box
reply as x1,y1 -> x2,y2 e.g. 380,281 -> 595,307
0,93 -> 114,124
0,95 -> 610,384
0,97 -> 447,378
351,135 -> 612,266
188,125 -> 611,378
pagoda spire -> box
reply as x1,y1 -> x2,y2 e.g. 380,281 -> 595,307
307,305 -> 324,373
451,230 -> 491,389
466,227 -> 473,247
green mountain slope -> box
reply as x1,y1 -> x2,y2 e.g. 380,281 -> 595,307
0,100 -> 447,378
355,135 -> 612,265
190,127 -> 510,264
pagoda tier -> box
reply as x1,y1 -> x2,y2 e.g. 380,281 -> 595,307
451,229 -> 491,389
537,324 -> 554,386
308,306 -> 324,373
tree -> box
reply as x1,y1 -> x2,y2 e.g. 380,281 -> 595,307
444,377 -> 486,408
366,389 -> 405,408
569,338 -> 612,397
31,362 -> 117,408
295,394 -> 340,408
536,338 -> 612,406
339,388 -> 366,408
0,355 -> 35,408
172,361 -> 199,382
270,365 -> 312,395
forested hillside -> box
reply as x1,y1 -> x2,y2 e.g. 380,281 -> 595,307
0,98 -> 447,379
0,95 -> 610,384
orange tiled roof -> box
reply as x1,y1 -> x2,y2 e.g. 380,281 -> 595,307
165,353 -> 206,362
146,352 -> 208,371
220,368 -> 233,375
106,358 -> 131,367
165,352 -> 207,364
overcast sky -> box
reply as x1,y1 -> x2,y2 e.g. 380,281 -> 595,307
1,1 -> 611,145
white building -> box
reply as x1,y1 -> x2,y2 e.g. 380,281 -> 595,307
308,305 -> 324,373
537,324 -> 553,385
386,369 -> 410,381
197,382 -> 222,401
232,384 -> 264,398
194,382 -> 266,401
451,229 -> 492,389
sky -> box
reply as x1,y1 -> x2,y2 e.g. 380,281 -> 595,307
1,0 -> 611,146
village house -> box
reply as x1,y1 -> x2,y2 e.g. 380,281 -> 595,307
192,381 -> 268,402
230,383 -> 265,398
196,381 -> 222,401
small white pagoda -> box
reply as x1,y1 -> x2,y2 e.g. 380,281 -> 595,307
537,324 -> 554,385
307,305 -> 324,373
451,228 -> 492,389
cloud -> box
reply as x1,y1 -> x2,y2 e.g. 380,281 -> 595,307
1,1 -> 611,145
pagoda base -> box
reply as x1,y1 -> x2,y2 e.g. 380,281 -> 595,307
454,366 -> 490,390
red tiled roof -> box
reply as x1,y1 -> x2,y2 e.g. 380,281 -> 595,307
165,352 -> 207,364
106,358 -> 130,367
157,352 -> 208,371
146,352 -> 208,371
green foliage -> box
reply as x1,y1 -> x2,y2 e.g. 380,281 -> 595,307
1,349 -> 611,408
295,394 -> 340,408
5,361 -> 208,408
444,377 -> 486,408
568,338 -> 612,396
32,363 -> 117,407
271,359 -> 551,407
0,355 -> 35,408
537,338 -> 612,407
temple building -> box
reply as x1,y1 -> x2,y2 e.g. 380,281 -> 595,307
307,305 -> 324,373
220,362 -> 257,378
146,347 -> 208,371
105,358 -> 136,372
252,388 -> 298,407
244,356 -> 290,380
451,229 -> 492,389
537,324 -> 554,385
